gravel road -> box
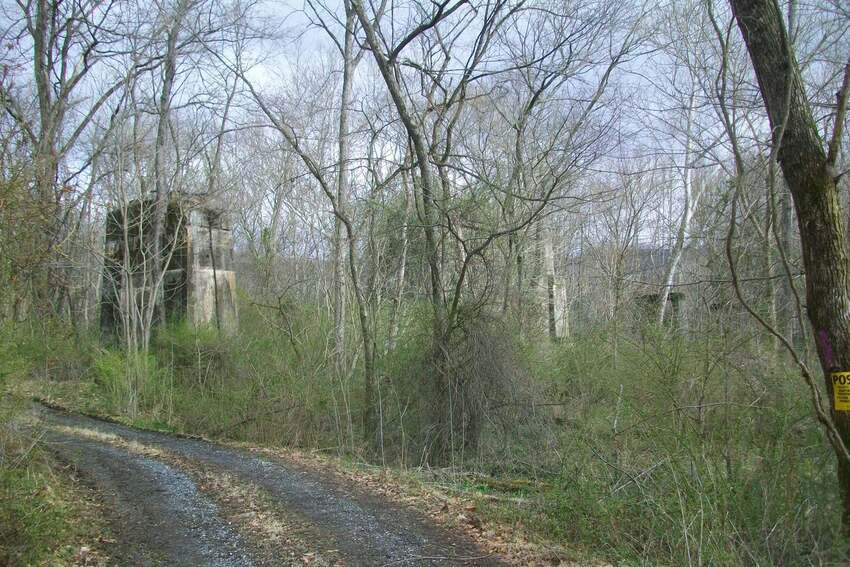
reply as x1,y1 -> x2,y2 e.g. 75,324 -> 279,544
39,406 -> 501,566
46,429 -> 255,566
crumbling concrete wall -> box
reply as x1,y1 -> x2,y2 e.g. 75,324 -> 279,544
100,196 -> 238,338
185,207 -> 238,334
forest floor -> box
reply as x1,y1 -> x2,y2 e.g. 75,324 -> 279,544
26,403 -> 572,566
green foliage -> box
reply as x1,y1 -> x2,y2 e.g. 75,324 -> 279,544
90,348 -> 161,418
0,324 -> 32,386
377,303 -> 547,468
0,397 -> 82,566
3,305 -> 846,564
487,321 -> 849,564
146,304 -> 340,445
0,173 -> 55,319
0,320 -> 91,384
0,466 -> 69,565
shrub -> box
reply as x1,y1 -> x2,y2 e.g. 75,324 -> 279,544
378,306 -> 547,469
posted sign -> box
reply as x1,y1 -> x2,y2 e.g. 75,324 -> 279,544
831,372 -> 850,411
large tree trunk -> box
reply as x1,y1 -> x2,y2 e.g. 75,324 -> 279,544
29,0 -> 67,320
729,0 -> 850,525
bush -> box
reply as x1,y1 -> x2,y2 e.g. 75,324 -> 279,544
491,321 -> 850,564
378,305 -> 547,469
90,348 -> 163,418
4,305 -> 847,564
148,305 -> 341,446
0,324 -> 32,385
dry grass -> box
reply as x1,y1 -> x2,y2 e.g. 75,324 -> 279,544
251,446 -> 593,566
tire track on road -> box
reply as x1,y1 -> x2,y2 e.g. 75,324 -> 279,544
47,430 -> 255,567
40,406 -> 501,566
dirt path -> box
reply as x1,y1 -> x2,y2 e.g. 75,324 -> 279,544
38,406 -> 502,566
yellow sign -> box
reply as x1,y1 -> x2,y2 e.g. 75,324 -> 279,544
832,372 -> 850,411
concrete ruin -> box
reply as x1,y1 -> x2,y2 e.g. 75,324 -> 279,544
562,241 -> 724,329
100,195 -> 238,337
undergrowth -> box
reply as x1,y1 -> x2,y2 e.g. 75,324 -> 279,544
0,329 -> 106,565
3,308 -> 849,565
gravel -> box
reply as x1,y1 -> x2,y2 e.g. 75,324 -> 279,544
40,407 -> 501,566
46,430 -> 255,566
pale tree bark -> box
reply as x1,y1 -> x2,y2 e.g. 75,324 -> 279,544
330,4 -> 358,380
387,157 -> 414,353
501,109 -> 530,315
776,182 -> 798,343
538,223 -> 567,340
658,93 -> 703,324
501,76 -> 559,318
304,0 -> 373,436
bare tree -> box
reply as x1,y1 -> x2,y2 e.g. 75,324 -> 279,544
0,0 -> 148,316
350,0 -> 648,461
727,0 -> 850,525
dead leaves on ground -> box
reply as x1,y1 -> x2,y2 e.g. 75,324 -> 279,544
250,447 -> 585,566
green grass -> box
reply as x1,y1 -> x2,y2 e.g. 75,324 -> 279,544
0,325 -> 106,565
0,396 -> 109,566
442,321 -> 850,564
0,465 -> 70,564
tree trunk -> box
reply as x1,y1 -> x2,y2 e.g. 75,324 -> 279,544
658,94 -> 699,325
501,117 -> 528,316
777,182 -> 799,347
30,0 -> 65,320
730,0 -> 850,525
205,79 -> 237,334
332,20 -> 352,378
350,0 -> 450,461
387,167 -> 413,352
763,180 -> 778,350
148,0 -> 187,347
539,224 -> 563,340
